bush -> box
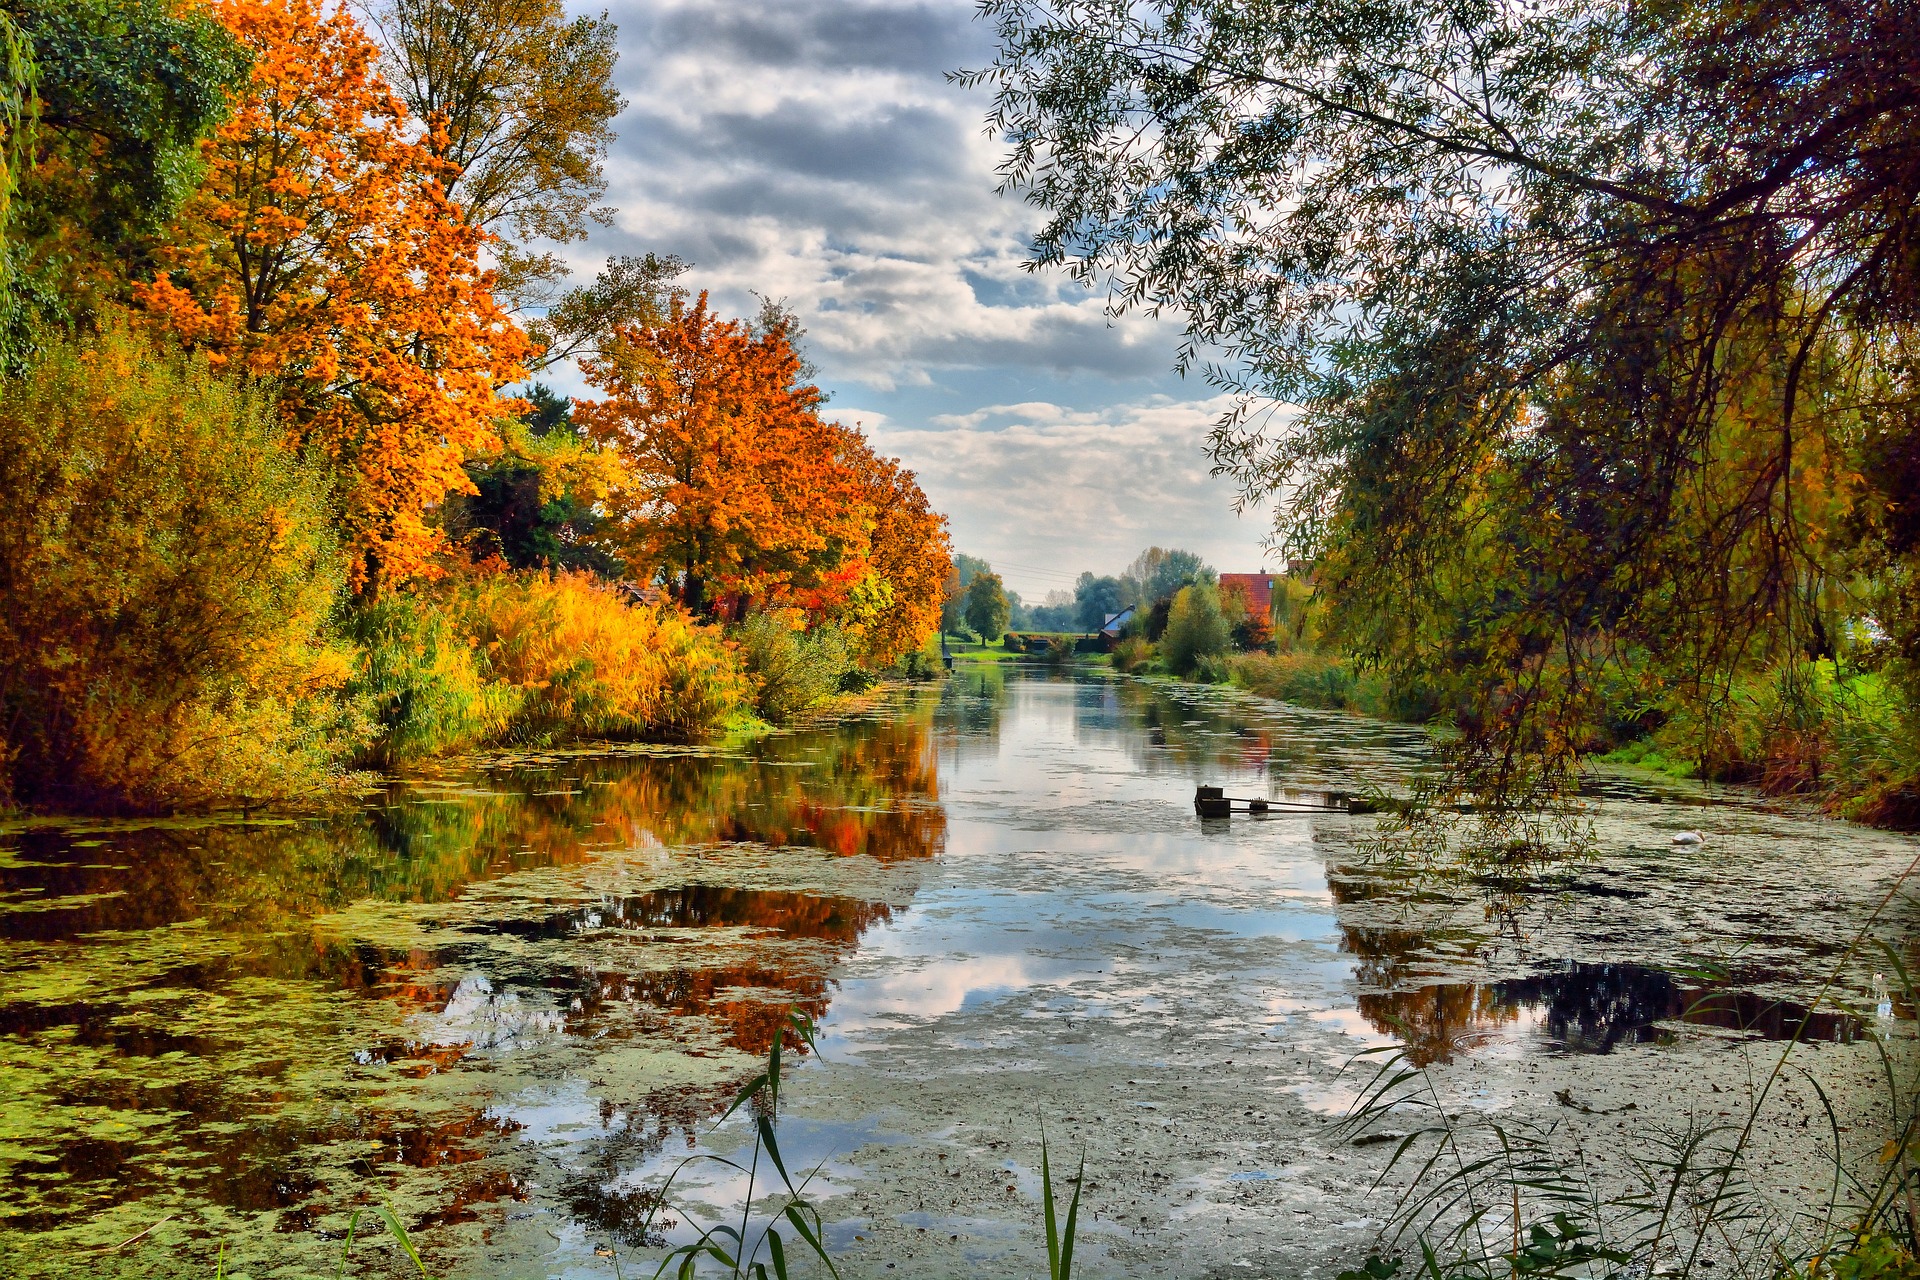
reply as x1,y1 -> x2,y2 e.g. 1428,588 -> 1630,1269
1612,658 -> 1918,815
1163,583 -> 1231,676
0,326 -> 362,811
348,573 -> 744,762
1233,652 -> 1362,710
1192,652 -> 1235,684
1111,636 -> 1153,673
736,610 -> 854,723
453,572 -> 743,743
344,595 -> 523,766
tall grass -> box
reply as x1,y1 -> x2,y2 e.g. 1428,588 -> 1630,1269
347,573 -> 745,765
1606,659 -> 1920,826
455,571 -> 744,742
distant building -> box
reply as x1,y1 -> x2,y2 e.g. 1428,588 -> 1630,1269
1099,605 -> 1136,646
1217,573 -> 1278,618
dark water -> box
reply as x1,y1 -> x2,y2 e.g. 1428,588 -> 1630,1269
0,669 -> 1906,1277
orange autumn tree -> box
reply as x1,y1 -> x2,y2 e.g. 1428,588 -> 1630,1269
828,426 -> 952,665
577,292 -> 951,659
136,0 -> 529,590
577,292 -> 863,612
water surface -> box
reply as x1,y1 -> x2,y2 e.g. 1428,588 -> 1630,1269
0,669 -> 1910,1277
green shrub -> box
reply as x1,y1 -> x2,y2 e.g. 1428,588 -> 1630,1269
1192,652 -> 1234,684
0,326 -> 363,811
1112,636 -> 1153,673
1163,583 -> 1230,676
736,610 -> 853,723
344,595 -> 522,766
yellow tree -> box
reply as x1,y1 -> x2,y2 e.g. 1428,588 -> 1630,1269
136,0 -> 529,590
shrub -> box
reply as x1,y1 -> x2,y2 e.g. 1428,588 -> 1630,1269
348,573 -> 745,762
1233,652 -> 1360,710
0,326 -> 361,811
451,571 -> 743,743
1191,652 -> 1234,684
736,610 -> 853,723
344,595 -> 522,766
1111,636 -> 1153,673
1163,583 -> 1231,676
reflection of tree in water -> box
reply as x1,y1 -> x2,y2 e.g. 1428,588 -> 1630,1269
937,663 -> 1009,762
0,693 -> 949,1266
1331,874 -> 1858,1064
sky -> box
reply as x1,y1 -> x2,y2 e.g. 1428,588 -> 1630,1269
549,0 -> 1281,603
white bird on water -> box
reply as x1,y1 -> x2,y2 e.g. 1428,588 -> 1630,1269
1672,830 -> 1704,845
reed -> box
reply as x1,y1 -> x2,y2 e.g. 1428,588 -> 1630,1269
1333,857 -> 1920,1280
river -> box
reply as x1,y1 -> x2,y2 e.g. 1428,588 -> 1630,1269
1,668 -> 1913,1277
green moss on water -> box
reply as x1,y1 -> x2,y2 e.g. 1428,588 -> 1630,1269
0,687 -> 953,1277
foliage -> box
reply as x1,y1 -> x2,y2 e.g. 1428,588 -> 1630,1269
447,392 -> 623,574
1217,578 -> 1273,651
969,0 -> 1920,816
1111,635 -> 1152,674
0,10 -> 33,253
942,552 -> 994,632
1607,659 -> 1920,820
578,291 -> 950,654
0,325 -> 359,811
349,573 -> 743,762
1,0 -> 247,370
965,570 -> 1012,642
135,0 -> 531,590
1073,572 -> 1127,631
833,434 -> 952,666
362,0 -> 622,307
577,291 -> 858,610
453,571 -> 743,742
1163,583 -> 1229,677
1123,547 -> 1213,608
734,610 -> 853,725
342,592 -> 522,766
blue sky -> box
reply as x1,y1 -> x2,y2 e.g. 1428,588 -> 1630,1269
548,0 -> 1280,602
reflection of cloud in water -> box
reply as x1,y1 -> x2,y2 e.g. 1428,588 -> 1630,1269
418,973 -> 565,1051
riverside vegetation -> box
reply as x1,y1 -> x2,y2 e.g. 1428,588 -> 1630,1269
0,0 -> 950,815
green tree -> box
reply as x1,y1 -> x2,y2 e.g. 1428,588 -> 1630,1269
1074,572 -> 1127,631
1163,583 -> 1229,677
449,383 -> 620,574
942,552 -> 993,633
964,570 -> 1011,642
2,0 -> 247,369
1123,547 -> 1213,608
970,0 -> 1920,807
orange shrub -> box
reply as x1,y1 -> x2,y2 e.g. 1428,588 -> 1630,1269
451,572 -> 745,742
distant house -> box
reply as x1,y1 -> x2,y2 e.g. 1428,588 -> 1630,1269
1099,605 -> 1135,646
1217,573 -> 1278,618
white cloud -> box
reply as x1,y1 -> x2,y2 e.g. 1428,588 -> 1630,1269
846,397 -> 1282,597
562,0 -> 1282,592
